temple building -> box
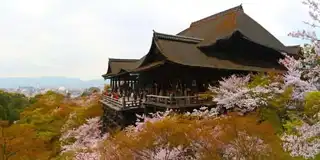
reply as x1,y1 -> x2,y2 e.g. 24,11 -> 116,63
100,5 -> 300,128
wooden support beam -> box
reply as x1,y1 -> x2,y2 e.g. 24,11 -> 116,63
118,78 -> 121,93
111,78 -> 114,91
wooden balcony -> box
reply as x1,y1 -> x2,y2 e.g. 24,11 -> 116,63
100,96 -> 142,111
144,95 -> 213,109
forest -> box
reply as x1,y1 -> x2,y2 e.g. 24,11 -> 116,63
0,90 -> 103,160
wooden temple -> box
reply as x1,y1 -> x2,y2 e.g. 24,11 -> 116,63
100,5 -> 300,127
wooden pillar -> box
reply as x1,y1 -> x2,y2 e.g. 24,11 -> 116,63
155,83 -> 158,95
128,80 -> 131,88
126,80 -> 129,101
111,78 -> 114,91
110,78 -> 112,91
133,80 -> 136,91
127,80 -> 130,101
118,78 -> 121,94
116,78 -> 118,88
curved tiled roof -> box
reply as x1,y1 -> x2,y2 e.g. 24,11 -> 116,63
152,32 -> 285,73
103,5 -> 300,78
102,58 -> 143,78
177,5 -> 295,54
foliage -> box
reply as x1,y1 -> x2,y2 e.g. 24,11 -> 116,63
100,113 -> 290,160
281,122 -> 320,159
304,91 -> 320,120
206,43 -> 320,159
0,91 -> 30,124
4,91 -> 104,159
0,124 -> 50,160
277,1 -> 320,158
60,117 -> 108,159
209,74 -> 284,114
258,107 -> 283,133
279,52 -> 318,101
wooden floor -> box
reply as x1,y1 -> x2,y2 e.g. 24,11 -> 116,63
100,95 -> 216,130
100,100 -> 142,111
101,95 -> 215,111
143,102 -> 201,109
100,96 -> 142,111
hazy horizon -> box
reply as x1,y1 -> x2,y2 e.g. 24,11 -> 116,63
0,76 -> 105,81
0,76 -> 107,89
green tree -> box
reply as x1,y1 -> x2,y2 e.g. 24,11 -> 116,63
0,91 -> 30,124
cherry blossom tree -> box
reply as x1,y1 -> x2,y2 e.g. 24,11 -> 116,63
278,0 -> 320,158
60,117 -> 108,160
281,122 -> 320,159
209,74 -> 283,114
279,49 -> 319,101
223,131 -> 272,160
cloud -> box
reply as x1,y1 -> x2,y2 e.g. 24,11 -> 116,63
0,0 -> 312,80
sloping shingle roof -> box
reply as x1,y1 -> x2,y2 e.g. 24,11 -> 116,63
103,5 -> 298,78
178,5 -> 292,54
153,32 -> 285,73
102,58 -> 143,78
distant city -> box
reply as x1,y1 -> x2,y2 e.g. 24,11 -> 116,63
0,77 -> 108,97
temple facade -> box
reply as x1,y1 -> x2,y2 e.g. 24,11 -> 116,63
100,5 -> 300,129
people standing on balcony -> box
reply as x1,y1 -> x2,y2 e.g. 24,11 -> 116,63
113,92 -> 119,100
183,84 -> 188,96
159,89 -> 163,96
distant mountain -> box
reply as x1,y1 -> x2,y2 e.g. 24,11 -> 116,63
0,77 -> 109,89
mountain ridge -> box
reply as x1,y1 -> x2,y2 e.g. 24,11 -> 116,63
0,77 -> 108,89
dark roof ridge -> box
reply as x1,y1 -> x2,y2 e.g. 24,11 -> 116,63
153,31 -> 203,43
190,5 -> 243,27
286,45 -> 301,47
109,58 -> 140,62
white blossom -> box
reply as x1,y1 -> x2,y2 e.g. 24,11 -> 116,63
60,117 -> 108,159
281,122 -> 320,159
185,106 -> 218,118
279,52 -> 318,100
209,74 -> 280,113
223,131 -> 271,160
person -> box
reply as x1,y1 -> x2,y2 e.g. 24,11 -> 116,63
159,89 -> 163,96
113,92 -> 119,100
104,90 -> 108,96
133,91 -> 137,100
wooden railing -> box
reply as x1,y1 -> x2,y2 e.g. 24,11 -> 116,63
101,96 -> 142,110
145,95 -> 199,107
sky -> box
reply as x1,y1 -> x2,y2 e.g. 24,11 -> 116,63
0,0 -> 312,80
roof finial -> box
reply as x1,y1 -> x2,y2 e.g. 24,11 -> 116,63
238,3 -> 244,11
152,30 -> 157,37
